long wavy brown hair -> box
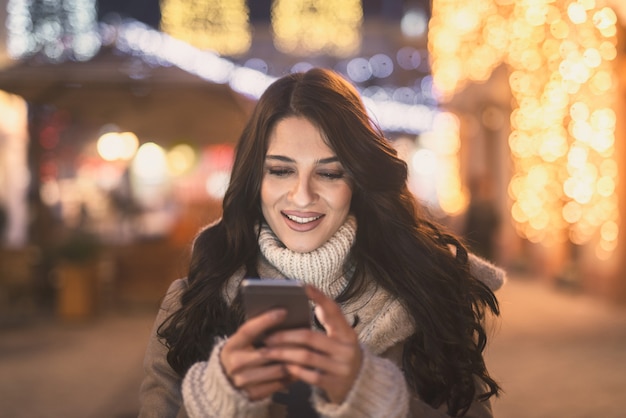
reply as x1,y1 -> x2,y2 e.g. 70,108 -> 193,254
159,68 -> 500,416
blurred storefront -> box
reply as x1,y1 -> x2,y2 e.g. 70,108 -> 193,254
0,4 -> 257,318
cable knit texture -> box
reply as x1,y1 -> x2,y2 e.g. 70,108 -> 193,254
312,347 -> 410,418
175,216 -> 505,418
468,252 -> 506,291
182,339 -> 270,418
258,215 -> 356,299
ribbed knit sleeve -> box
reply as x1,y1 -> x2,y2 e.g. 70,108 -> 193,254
181,339 -> 271,418
311,346 -> 493,418
311,346 -> 409,418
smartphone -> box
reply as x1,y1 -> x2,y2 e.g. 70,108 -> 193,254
240,278 -> 312,343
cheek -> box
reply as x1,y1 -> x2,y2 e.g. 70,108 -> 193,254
260,184 -> 270,210
260,180 -> 279,209
335,186 -> 353,210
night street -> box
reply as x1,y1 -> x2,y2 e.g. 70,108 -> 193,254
1,275 -> 625,418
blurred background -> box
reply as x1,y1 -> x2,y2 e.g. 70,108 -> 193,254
0,0 -> 625,417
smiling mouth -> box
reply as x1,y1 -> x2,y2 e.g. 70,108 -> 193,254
284,213 -> 323,224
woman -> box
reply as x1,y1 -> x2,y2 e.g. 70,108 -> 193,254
139,68 -> 505,417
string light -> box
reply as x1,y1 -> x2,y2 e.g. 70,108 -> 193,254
271,0 -> 362,57
114,21 -> 439,135
429,0 -> 619,258
6,0 -> 100,61
160,0 -> 251,56
419,112 -> 468,215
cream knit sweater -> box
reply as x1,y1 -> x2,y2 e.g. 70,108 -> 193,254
176,217 -> 504,418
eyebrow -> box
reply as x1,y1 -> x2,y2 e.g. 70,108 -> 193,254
265,155 -> 340,165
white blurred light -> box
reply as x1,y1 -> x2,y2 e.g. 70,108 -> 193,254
392,87 -> 416,104
244,58 -> 269,74
132,142 -> 168,182
7,0 -> 100,60
229,66 -> 277,99
346,57 -> 372,82
205,171 -> 231,199
411,148 -> 437,175
97,131 -> 139,161
115,20 -> 437,133
291,62 -> 314,73
397,46 -> 422,70
369,54 -> 394,78
362,85 -> 390,101
401,9 -> 428,38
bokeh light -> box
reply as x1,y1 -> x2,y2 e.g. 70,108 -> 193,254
430,0 -> 619,256
131,142 -> 167,182
271,0 -> 362,57
167,144 -> 198,177
160,0 -> 251,56
6,0 -> 100,61
96,131 -> 139,162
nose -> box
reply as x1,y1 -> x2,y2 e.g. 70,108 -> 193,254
289,174 -> 316,207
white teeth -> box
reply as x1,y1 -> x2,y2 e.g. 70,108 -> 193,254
285,214 -> 322,224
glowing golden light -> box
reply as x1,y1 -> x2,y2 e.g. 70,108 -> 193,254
97,131 -> 139,161
420,112 -> 468,215
429,0 -> 620,257
167,144 -> 198,176
271,0 -> 362,57
160,0 -> 251,56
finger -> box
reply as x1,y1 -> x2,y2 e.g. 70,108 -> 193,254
262,345 -> 352,377
222,309 -> 287,375
221,347 -> 274,375
230,363 -> 289,389
284,363 -> 326,388
305,286 -> 356,341
227,308 -> 287,349
264,328 -> 351,359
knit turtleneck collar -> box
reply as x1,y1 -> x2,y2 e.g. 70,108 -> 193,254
258,215 -> 356,299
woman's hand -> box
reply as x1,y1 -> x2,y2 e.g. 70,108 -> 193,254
220,308 -> 291,401
262,285 -> 362,404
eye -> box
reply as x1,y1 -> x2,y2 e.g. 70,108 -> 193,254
267,167 -> 294,177
318,170 -> 345,180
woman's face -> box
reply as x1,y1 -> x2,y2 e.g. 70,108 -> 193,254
261,116 -> 353,253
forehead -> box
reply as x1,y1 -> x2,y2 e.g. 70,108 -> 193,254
267,116 -> 335,156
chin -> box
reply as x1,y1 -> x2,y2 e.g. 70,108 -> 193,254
287,244 -> 316,253
284,240 -> 321,254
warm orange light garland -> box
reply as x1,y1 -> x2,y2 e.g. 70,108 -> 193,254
160,0 -> 251,56
271,0 -> 362,57
429,0 -> 619,259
